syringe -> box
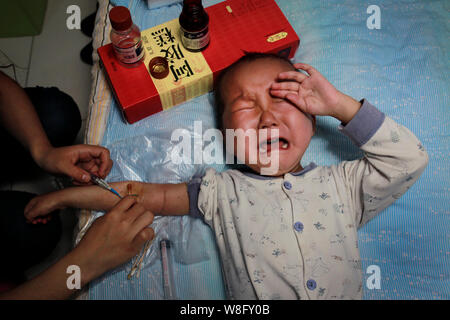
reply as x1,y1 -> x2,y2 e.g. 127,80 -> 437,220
160,239 -> 177,300
90,174 -> 122,198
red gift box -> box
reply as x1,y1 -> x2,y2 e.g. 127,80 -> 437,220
98,0 -> 300,124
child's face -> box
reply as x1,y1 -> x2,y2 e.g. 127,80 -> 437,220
221,58 -> 314,176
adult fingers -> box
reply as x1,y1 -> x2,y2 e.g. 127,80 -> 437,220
76,145 -> 112,179
79,159 -> 98,171
77,161 -> 100,179
124,201 -> 147,223
109,196 -> 138,218
76,144 -> 107,158
66,164 -> 92,183
96,147 -> 112,178
99,159 -> 113,179
293,63 -> 318,76
129,211 -> 155,237
131,227 -> 155,249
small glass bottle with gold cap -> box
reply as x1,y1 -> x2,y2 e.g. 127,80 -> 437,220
179,0 -> 210,52
109,6 -> 145,67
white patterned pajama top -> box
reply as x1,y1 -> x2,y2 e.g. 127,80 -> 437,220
187,100 -> 428,299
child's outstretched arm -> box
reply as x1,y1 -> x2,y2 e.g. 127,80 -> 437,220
24,181 -> 189,223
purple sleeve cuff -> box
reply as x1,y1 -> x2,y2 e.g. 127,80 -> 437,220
187,175 -> 204,220
338,99 -> 385,147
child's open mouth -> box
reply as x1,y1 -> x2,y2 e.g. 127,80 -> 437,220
259,137 -> 289,153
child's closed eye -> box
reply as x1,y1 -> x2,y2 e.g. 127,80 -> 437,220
231,102 -> 256,113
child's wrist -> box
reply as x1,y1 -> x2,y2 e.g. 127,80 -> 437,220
332,93 -> 361,124
57,189 -> 73,209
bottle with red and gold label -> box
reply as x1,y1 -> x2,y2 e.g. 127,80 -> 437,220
109,6 -> 144,67
179,0 -> 210,52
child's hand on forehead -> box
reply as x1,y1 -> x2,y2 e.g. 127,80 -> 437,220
270,63 -> 343,118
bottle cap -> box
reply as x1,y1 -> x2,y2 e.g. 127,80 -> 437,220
109,6 -> 132,31
149,57 -> 169,79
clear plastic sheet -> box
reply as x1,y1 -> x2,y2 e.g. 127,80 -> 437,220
93,120 -> 226,276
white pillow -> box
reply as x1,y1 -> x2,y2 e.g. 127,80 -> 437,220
147,0 -> 182,9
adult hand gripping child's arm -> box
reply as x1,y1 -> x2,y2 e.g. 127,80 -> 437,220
24,181 -> 190,224
4,197 -> 155,299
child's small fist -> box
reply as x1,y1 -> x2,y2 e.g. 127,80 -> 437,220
24,194 -> 60,224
